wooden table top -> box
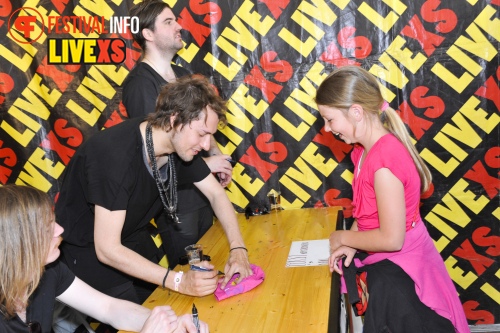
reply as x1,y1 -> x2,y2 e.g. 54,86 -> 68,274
121,206 -> 341,333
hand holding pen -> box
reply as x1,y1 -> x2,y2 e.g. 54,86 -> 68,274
202,154 -> 234,187
190,264 -> 225,276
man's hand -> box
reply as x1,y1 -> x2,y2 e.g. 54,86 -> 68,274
178,261 -> 218,296
202,154 -> 233,187
220,248 -> 252,289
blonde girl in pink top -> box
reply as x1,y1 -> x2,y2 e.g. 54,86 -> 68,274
314,66 -> 469,333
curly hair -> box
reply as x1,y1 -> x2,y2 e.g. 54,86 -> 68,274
147,75 -> 227,131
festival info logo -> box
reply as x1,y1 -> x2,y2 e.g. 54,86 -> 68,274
8,8 -> 139,64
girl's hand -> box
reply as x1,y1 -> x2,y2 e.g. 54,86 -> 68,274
174,314 -> 209,333
329,230 -> 344,253
328,246 -> 357,275
140,306 -> 178,333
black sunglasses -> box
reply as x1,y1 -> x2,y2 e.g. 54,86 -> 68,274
28,321 -> 41,333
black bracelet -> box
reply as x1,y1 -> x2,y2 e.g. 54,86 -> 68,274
162,268 -> 171,289
230,246 -> 248,252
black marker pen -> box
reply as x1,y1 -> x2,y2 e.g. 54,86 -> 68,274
192,303 -> 200,333
190,264 -> 224,275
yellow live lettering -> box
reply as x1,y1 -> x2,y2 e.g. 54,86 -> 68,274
231,163 -> 264,196
0,44 -> 34,72
272,113 -> 310,141
450,179 -> 489,215
222,16 -> 259,52
217,125 -> 242,155
224,181 -> 250,210
279,174 -> 310,202
330,0 -> 350,10
434,133 -> 467,162
455,23 -> 497,61
278,28 -> 317,57
442,112 -> 482,149
204,52 -> 241,82
420,148 -> 460,177
95,65 -> 129,85
386,36 -> 426,74
66,99 -> 101,126
178,42 -> 199,63
432,193 -> 471,228
291,10 -> 325,41
369,52 -> 409,89
48,39 -> 61,63
284,92 -> 318,126
431,62 -> 474,94
71,7 -> 100,38
474,5 -> 500,42
444,256 -> 477,289
285,157 -> 322,190
299,0 -> 337,25
76,0 -> 113,20
231,84 -> 268,119
0,106 -> 38,147
16,161 -> 53,192
305,61 -> 328,86
225,99 -> 254,133
280,195 -> 304,210
215,36 -> 248,66
76,85 -> 107,111
236,0 -> 274,36
69,39 -> 85,63
83,40 -> 96,63
448,45 -> 482,76
425,211 -> 458,242
300,143 -> 337,176
82,66 -> 117,99
29,148 -> 65,179
459,96 -> 500,134
358,0 -> 405,33
341,169 -> 353,185
480,283 -> 500,305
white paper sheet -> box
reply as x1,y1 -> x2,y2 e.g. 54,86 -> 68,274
286,239 -> 330,267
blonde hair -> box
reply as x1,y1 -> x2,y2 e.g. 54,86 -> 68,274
0,185 -> 53,319
314,66 -> 432,192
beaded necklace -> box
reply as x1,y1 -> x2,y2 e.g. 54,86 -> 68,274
145,123 -> 179,223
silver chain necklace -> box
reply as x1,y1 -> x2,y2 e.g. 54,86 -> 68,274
145,123 -> 180,223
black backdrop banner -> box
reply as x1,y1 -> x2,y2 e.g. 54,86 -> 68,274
0,0 -> 498,325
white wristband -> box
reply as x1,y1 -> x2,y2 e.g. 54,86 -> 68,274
174,271 -> 183,292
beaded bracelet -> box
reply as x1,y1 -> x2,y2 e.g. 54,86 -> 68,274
162,268 -> 170,289
230,246 -> 248,252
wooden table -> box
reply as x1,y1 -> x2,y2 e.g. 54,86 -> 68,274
125,206 -> 342,333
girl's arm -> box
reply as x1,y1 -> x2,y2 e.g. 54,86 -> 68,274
57,278 -> 178,332
330,167 -> 406,253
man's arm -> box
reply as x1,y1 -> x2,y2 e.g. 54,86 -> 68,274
93,205 -> 218,296
202,136 -> 233,187
194,174 -> 252,288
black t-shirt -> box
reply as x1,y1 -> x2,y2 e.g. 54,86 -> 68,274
121,62 -> 209,212
0,261 -> 75,333
55,118 -> 211,291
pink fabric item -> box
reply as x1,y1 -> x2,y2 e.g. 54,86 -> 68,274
339,222 -> 469,333
214,264 -> 265,301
